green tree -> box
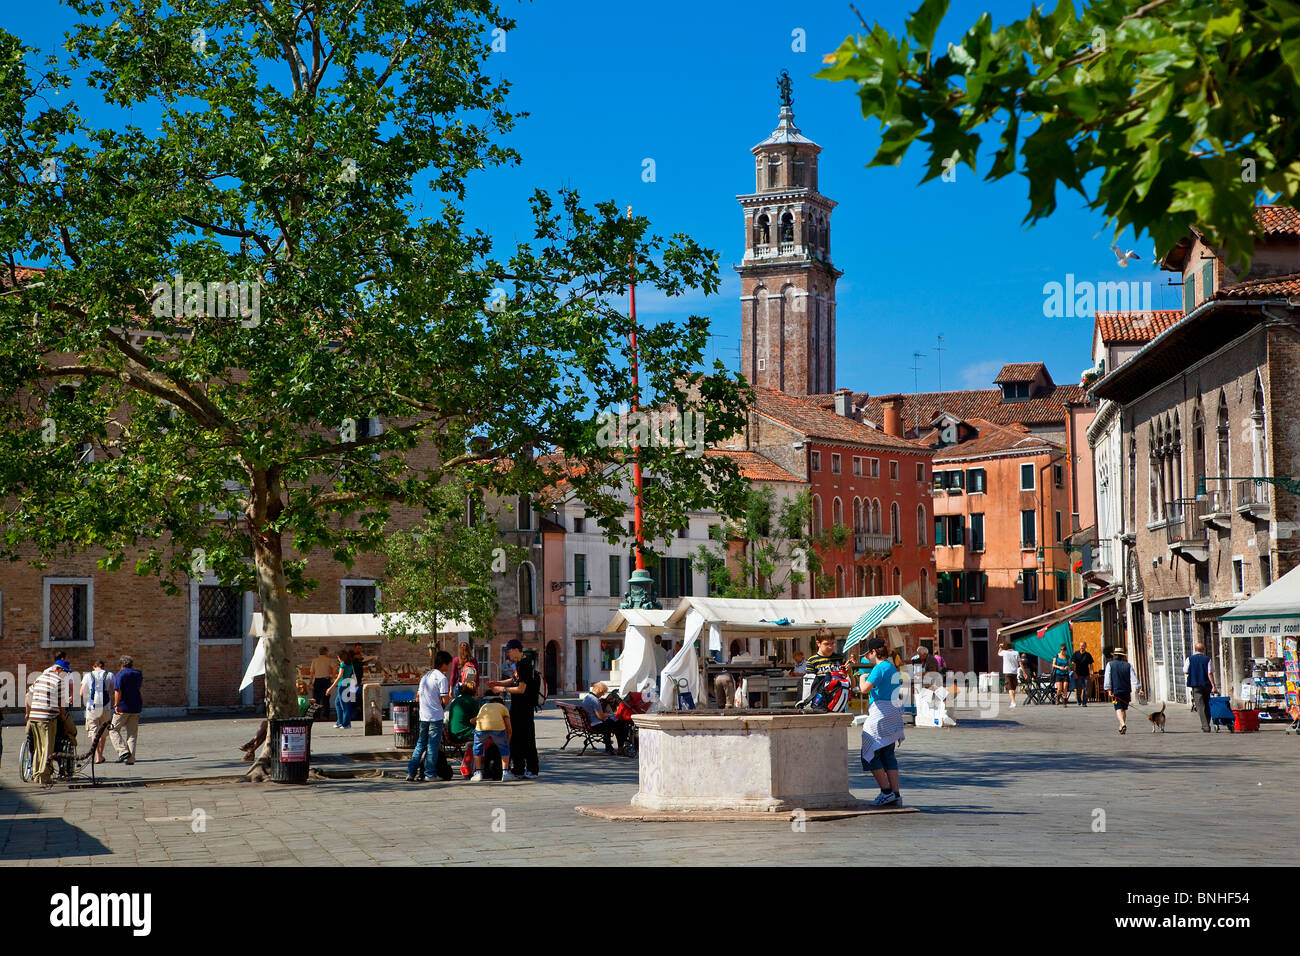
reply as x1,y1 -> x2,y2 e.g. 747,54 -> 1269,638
819,0 -> 1300,267
0,0 -> 748,742
376,483 -> 523,663
692,488 -> 844,598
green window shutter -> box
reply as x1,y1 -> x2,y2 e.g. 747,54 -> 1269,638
574,553 -> 587,595
608,554 -> 620,597
935,517 -> 945,546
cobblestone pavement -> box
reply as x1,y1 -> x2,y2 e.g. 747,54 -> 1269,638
2,698 -> 1296,866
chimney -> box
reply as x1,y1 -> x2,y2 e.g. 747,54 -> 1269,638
834,388 -> 852,418
878,393 -> 905,438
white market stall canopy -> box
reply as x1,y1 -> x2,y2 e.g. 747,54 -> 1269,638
1220,564 -> 1300,640
602,608 -> 685,637
660,595 -> 931,638
246,611 -> 475,640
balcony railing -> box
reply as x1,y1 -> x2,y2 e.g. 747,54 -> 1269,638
854,532 -> 893,557
778,241 -> 794,255
1237,479 -> 1271,514
1165,498 -> 1209,546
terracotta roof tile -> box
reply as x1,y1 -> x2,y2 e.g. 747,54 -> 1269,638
1214,271 -> 1300,299
705,449 -> 805,483
840,383 -> 1085,435
753,388 -> 931,453
993,362 -> 1050,385
1253,205 -> 1300,237
1,265 -> 44,288
1094,310 -> 1181,344
920,417 -> 1063,460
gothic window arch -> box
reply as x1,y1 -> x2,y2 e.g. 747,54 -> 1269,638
855,566 -> 865,597
870,498 -> 882,534
832,496 -> 843,529
755,214 -> 770,247
812,494 -> 822,536
917,504 -> 927,545
836,565 -> 845,598
853,497 -> 863,533
1252,373 -> 1267,476
892,567 -> 902,595
1216,392 -> 1230,482
890,502 -> 902,544
767,153 -> 781,188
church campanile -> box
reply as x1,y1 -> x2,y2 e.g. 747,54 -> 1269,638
737,72 -> 841,396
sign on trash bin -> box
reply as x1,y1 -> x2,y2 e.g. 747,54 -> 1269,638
280,724 -> 309,762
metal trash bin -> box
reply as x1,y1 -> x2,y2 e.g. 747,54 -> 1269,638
391,693 -> 418,748
268,717 -> 313,784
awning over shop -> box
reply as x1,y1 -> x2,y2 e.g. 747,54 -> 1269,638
1220,564 -> 1300,640
843,599 -> 901,653
997,586 -> 1117,644
660,595 -> 931,639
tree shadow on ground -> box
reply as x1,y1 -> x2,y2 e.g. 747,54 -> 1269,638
0,788 -> 111,860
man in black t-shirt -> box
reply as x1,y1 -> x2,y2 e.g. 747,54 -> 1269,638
1070,642 -> 1095,707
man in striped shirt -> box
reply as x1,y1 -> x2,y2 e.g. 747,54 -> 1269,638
25,657 -> 72,787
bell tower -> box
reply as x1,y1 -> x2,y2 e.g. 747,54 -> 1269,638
737,71 -> 841,396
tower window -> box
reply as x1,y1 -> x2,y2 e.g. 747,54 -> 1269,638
755,214 -> 770,247
779,213 -> 794,245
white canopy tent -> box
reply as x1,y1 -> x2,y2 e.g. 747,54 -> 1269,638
662,595 -> 931,641
238,612 -> 475,691
604,595 -> 932,709
601,609 -> 682,696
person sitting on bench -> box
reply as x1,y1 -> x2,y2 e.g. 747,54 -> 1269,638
579,682 -> 628,755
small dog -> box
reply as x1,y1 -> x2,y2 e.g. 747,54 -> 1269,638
1147,702 -> 1167,733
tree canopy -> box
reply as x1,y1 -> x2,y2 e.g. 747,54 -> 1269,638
0,0 -> 748,723
819,0 -> 1300,267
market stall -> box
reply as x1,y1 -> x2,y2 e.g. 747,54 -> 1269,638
239,612 -> 475,711
1220,565 -> 1300,722
651,595 -> 931,710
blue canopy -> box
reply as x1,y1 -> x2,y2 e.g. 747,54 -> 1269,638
1013,621 -> 1073,661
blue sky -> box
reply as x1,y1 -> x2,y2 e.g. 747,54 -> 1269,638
8,0 -> 1181,395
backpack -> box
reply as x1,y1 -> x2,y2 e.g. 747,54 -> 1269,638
482,740 -> 504,781
798,665 -> 851,713
535,674 -> 548,712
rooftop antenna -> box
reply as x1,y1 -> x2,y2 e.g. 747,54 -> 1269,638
935,334 -> 945,391
911,351 -> 925,392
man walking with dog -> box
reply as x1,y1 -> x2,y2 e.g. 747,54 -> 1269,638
1185,642 -> 1215,733
1103,648 -> 1141,735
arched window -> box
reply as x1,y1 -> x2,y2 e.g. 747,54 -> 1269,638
917,504 -> 927,545
875,567 -> 884,595
890,502 -> 902,544
1216,393 -> 1230,482
920,568 -> 929,610
833,497 -> 843,528
892,567 -> 902,595
1193,399 -> 1206,491
519,563 -> 535,615
853,497 -> 864,533
836,566 -> 845,598
812,495 -> 822,536
1252,374 -> 1267,475
855,566 -> 865,597
779,212 -> 794,244
755,214 -> 770,247
870,499 -> 882,534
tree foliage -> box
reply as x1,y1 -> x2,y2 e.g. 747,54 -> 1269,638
0,0 -> 749,721
376,482 -> 523,652
691,487 -> 842,599
819,0 -> 1300,267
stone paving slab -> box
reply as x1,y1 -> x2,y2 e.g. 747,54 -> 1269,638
575,804 -> 919,822
2,700 -> 1297,865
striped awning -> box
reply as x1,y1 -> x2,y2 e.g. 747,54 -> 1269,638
844,599 -> 901,652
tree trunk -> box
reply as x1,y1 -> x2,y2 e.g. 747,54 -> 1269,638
244,470 -> 297,781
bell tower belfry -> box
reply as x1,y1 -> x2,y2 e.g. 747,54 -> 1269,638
737,71 -> 841,396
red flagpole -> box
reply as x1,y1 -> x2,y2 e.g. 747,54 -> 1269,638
628,205 -> 645,572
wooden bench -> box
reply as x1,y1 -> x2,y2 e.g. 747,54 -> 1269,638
557,701 -> 614,754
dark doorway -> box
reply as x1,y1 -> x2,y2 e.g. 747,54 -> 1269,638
1130,602 -> 1149,692
575,639 -> 586,691
544,640 -> 559,695
971,629 -> 989,673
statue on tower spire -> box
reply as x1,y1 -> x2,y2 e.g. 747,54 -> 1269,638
777,70 -> 793,108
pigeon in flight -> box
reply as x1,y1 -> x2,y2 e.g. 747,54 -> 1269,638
1111,244 -> 1140,268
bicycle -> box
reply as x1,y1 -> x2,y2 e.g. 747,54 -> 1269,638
18,718 -> 112,787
